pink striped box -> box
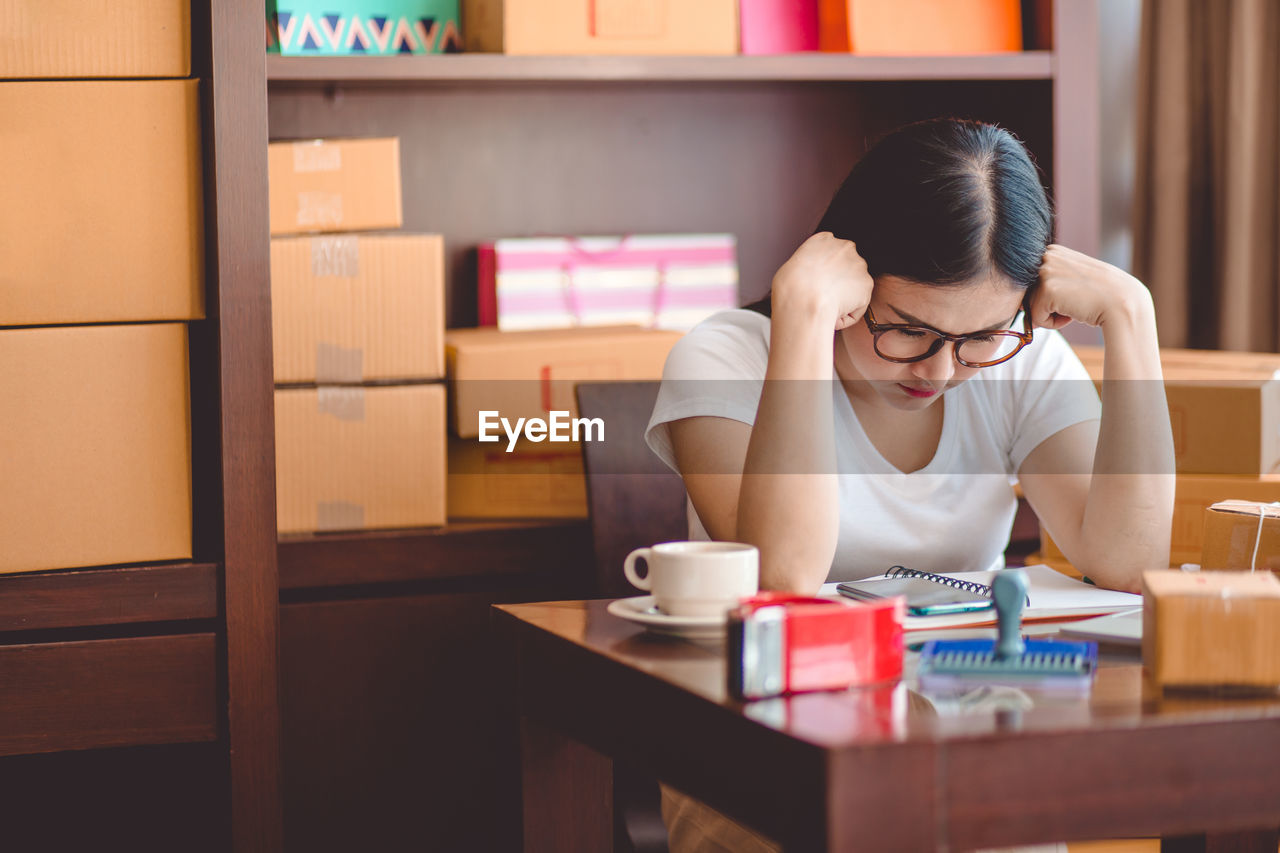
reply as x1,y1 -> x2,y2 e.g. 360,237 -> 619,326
477,234 -> 739,332
739,0 -> 819,54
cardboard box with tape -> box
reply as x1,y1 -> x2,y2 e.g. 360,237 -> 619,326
1,0 -> 190,78
274,383 -> 446,534
447,436 -> 587,519
1143,569 -> 1280,690
462,0 -> 738,55
0,324 -> 192,574
272,233 -> 445,383
1073,345 -> 1280,475
1040,473 -> 1280,571
445,325 -> 682,438
1200,500 -> 1280,574
0,79 -> 204,326
268,137 -> 403,236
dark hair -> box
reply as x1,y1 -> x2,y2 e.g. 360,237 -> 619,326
746,118 -> 1052,316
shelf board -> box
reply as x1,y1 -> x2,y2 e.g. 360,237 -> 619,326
266,52 -> 1054,85
0,562 -> 219,634
278,519 -> 593,590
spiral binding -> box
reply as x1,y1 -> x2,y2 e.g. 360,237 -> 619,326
885,565 -> 993,598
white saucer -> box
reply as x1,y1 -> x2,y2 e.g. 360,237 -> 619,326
606,596 -> 728,639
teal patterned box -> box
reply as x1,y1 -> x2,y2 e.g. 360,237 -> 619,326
267,1 -> 461,55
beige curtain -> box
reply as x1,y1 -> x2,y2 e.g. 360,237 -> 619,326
1133,0 -> 1280,350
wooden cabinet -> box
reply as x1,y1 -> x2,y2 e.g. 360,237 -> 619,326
0,2 -> 280,849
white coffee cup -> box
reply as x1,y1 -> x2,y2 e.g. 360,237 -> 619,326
623,541 -> 759,618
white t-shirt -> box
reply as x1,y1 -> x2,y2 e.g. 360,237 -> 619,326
644,309 -> 1101,582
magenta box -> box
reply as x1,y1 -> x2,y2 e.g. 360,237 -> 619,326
739,0 -> 819,54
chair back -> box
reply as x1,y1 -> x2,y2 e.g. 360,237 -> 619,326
575,381 -> 688,598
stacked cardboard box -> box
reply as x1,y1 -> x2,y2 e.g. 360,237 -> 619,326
269,137 -> 447,534
0,1 -> 198,575
462,0 -> 738,55
1039,347 -> 1280,573
445,325 -> 682,519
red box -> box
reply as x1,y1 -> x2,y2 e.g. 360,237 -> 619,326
728,594 -> 904,699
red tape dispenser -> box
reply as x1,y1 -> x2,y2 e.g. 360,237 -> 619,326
727,593 -> 905,700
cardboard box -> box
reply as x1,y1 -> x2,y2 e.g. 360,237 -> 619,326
1041,474 -> 1280,570
447,436 -> 587,519
445,325 -> 681,438
0,324 -> 192,575
268,0 -> 462,54
463,0 -> 738,55
1200,501 -> 1280,574
1073,345 -> 1280,475
272,234 -> 445,383
820,0 -> 1021,54
0,80 -> 204,326
0,0 -> 190,78
268,138 -> 403,236
275,384 -> 446,533
1142,569 -> 1280,689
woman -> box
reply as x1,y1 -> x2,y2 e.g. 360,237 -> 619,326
646,117 -> 1173,595
643,117 -> 1174,852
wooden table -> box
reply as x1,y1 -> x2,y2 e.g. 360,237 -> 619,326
494,599 -> 1280,852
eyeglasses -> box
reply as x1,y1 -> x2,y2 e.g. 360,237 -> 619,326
862,305 -> 1034,368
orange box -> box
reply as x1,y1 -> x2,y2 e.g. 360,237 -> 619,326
1200,501 -> 1280,575
1073,345 -> 1280,475
821,0 -> 1021,54
275,384 -> 446,534
445,325 -> 681,438
0,0 -> 190,78
271,234 -> 445,383
1143,570 -> 1280,689
0,80 -> 204,326
447,436 -> 587,519
267,137 -> 403,236
1041,474 -> 1280,570
463,0 -> 738,55
0,324 -> 192,574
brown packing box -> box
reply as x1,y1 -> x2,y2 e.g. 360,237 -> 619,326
268,137 -> 403,236
0,80 -> 204,326
1072,345 -> 1280,475
463,0 -> 738,55
1142,569 -> 1280,689
1200,501 -> 1280,574
0,0 -> 190,78
445,325 -> 682,438
275,384 -> 446,534
0,324 -> 192,574
1041,474 -> 1280,569
447,435 -> 587,519
272,234 -> 445,383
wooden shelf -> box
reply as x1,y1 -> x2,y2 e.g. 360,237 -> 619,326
267,52 -> 1055,85
277,520 -> 593,590
0,562 -> 219,634
0,633 -> 218,757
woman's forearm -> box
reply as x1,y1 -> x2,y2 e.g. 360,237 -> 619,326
1077,291 -> 1176,590
737,293 -> 840,593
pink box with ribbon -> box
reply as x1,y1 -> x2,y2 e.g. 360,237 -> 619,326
477,233 -> 739,332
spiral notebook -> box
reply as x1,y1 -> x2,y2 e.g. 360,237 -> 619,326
836,566 -> 996,616
824,564 -> 1142,630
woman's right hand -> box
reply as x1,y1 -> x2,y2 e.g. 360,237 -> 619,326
771,232 -> 874,331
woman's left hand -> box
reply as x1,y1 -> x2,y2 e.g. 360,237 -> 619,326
1027,244 -> 1153,330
